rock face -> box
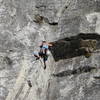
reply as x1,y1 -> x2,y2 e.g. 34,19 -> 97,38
0,0 -> 100,100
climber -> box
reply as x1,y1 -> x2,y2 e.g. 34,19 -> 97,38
39,41 -> 52,55
39,41 -> 53,69
33,41 -> 53,69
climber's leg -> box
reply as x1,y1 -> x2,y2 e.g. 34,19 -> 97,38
33,52 -> 40,60
43,55 -> 48,69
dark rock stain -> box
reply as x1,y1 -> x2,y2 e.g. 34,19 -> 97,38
52,66 -> 97,77
50,33 -> 100,61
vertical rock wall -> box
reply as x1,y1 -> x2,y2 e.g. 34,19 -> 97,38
0,0 -> 100,100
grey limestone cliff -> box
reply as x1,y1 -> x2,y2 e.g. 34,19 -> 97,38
0,0 -> 100,100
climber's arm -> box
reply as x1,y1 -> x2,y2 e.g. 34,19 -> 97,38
47,42 -> 53,46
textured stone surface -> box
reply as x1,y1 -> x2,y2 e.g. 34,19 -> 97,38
0,0 -> 100,100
